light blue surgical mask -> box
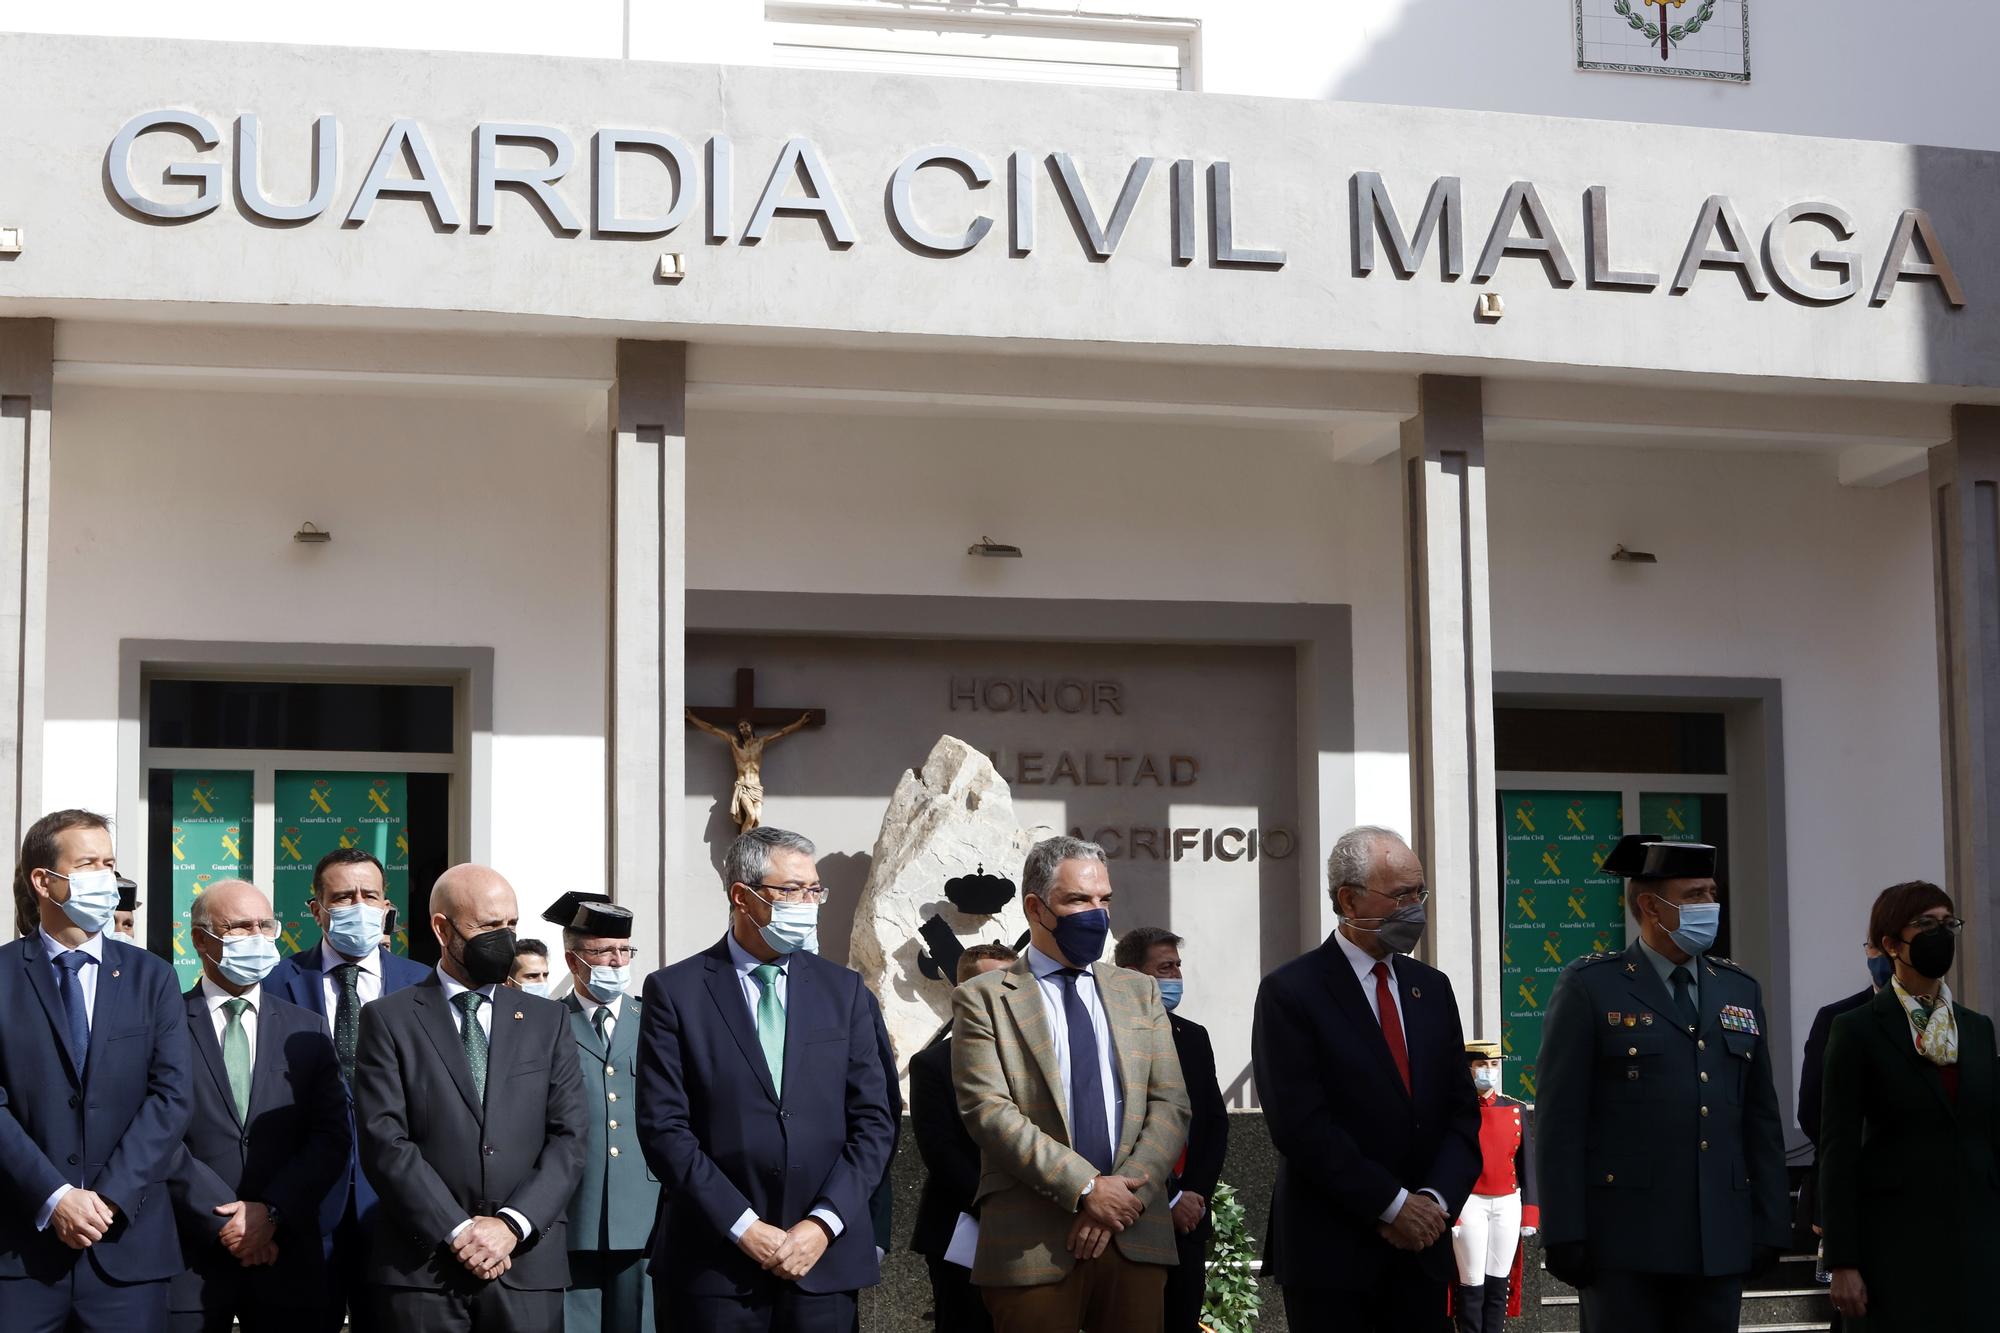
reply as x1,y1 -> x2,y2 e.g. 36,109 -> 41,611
750,891 -> 820,956
49,869 -> 121,936
207,931 -> 281,988
325,903 -> 386,958
519,981 -> 551,999
106,931 -> 137,947
1157,979 -> 1184,1012
586,964 -> 631,1003
1473,1067 -> 1499,1093
1656,896 -> 1721,957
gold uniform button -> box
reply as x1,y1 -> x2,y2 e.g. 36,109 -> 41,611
1700,1141 -> 1709,1151
1700,1072 -> 1710,1083
1697,1040 -> 1706,1051
1627,1047 -> 1638,1056
606,1065 -> 616,1076
609,1146 -> 621,1158
1701,1106 -> 1710,1117
1604,1173 -> 1615,1184
608,1120 -> 619,1130
608,1092 -> 620,1102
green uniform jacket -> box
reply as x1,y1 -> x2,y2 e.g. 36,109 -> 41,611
564,993 -> 662,1253
1534,942 -> 1790,1277
1819,986 -> 2000,1333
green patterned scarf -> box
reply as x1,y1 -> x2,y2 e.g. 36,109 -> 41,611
1892,977 -> 1959,1067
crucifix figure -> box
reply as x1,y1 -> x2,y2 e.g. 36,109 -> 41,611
686,669 -> 826,834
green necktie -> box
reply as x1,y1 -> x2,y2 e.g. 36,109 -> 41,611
222,997 -> 252,1121
455,991 -> 489,1103
752,964 -> 785,1096
593,1003 -> 612,1048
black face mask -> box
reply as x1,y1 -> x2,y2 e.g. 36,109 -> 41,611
456,927 -> 518,987
1906,928 -> 1955,980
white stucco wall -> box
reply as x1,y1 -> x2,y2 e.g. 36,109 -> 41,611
39,382 -> 611,948
1487,439 -> 1945,1081
8,0 -> 1997,149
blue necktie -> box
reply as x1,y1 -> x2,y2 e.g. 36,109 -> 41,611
53,951 -> 91,1070
1057,969 -> 1114,1174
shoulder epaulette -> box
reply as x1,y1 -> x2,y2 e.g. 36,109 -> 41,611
1707,955 -> 1753,975
1568,952 -> 1622,970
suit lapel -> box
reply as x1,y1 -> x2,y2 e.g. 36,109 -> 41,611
780,959 -> 811,1108
86,946 -> 132,1088
411,979 -> 485,1120
1696,958 -> 1729,1040
610,997 -> 640,1067
1615,943 -> 1692,1041
1315,940 -> 1409,1101
184,989 -> 244,1128
247,995 -> 286,1119
1000,963 -> 1068,1128
20,941 -> 82,1084
566,995 -> 606,1061
1870,987 -> 1954,1113
1094,964 -> 1145,1156
703,947 -> 779,1106
484,986 -> 524,1104
1391,958 -> 1430,1105
293,952 -> 329,1018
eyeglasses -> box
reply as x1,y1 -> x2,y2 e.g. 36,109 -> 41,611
1908,916 -> 1965,937
1343,884 -> 1430,908
574,944 -> 640,963
199,919 -> 281,941
750,882 -> 830,905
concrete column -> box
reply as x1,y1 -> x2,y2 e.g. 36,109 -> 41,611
1400,375 -> 1500,1035
609,341 -> 686,964
0,320 -> 51,926
1930,409 -> 2000,1008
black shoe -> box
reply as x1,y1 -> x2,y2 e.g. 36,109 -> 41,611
1482,1275 -> 1511,1329
1455,1284 -> 1487,1333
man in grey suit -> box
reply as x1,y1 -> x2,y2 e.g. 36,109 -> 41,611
543,892 -> 659,1333
354,864 -> 587,1333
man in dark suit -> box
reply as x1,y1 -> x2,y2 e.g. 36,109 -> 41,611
1252,825 -> 1482,1332
1117,927 -> 1228,1333
541,891 -> 658,1333
264,846 -> 429,1333
1798,944 -> 1888,1148
354,863 -> 587,1333
909,944 -> 1017,1333
1535,837 -> 1790,1333
636,826 -> 896,1333
0,808 -> 193,1331
166,878 -> 349,1332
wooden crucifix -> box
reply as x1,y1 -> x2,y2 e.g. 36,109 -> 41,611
686,669 -> 827,834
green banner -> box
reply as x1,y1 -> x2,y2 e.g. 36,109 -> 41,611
169,771 -> 254,990
1639,792 -> 1703,845
1501,790 -> 1627,1101
273,771 -> 412,959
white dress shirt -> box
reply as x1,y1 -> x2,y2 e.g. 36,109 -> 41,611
35,929 -> 103,1231
200,976 -> 261,1064
318,938 -> 383,1032
575,990 -> 621,1044
723,933 -> 844,1243
1333,930 -> 1442,1225
433,966 -> 532,1243
1024,945 -> 1124,1168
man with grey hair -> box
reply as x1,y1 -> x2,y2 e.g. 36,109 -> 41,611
1252,826 -> 1482,1331
952,835 -> 1190,1332
636,827 -> 894,1332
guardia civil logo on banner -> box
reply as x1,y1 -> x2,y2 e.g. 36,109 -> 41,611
273,771 -> 412,958
169,771 -> 253,989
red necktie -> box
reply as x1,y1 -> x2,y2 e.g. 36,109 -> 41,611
1373,961 -> 1412,1094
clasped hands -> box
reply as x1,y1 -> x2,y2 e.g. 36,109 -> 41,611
737,1216 -> 833,1281
49,1188 -> 117,1251
1069,1171 -> 1150,1261
1375,1191 -> 1448,1252
451,1216 -> 518,1282
214,1200 -> 278,1266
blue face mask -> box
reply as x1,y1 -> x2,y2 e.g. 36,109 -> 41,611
1867,953 -> 1896,989
1157,978 -> 1183,1012
586,964 -> 630,1003
210,931 -> 281,988
1037,903 -> 1110,967
519,981 -> 551,999
749,891 -> 820,956
325,903 -> 386,958
50,869 -> 121,936
1656,896 -> 1720,957
1473,1067 -> 1499,1093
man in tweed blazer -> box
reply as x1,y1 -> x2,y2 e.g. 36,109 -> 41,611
952,836 -> 1190,1332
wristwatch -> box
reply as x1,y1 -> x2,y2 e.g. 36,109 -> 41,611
1075,1178 -> 1097,1213
500,1213 -> 530,1242
265,1204 -> 282,1227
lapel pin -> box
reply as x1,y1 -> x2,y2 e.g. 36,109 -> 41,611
513,1010 -> 524,1020
1625,963 -> 1638,974
1409,986 -> 1422,999
1607,1011 -> 1621,1026
111,970 -> 120,978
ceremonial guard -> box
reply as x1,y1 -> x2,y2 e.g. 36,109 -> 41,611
1450,1040 -> 1537,1333
1534,836 -> 1790,1333
545,892 -> 659,1333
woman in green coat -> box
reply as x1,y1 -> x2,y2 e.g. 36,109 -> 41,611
1821,880 -> 2000,1331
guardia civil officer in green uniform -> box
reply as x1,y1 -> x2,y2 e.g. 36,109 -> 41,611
1534,836 -> 1790,1333
544,892 -> 661,1333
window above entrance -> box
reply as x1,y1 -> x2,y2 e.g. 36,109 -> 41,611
149,679 -> 453,753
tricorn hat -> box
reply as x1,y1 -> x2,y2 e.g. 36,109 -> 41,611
1632,840 -> 1717,881
115,876 -> 138,913
1598,834 -> 1661,878
1465,1039 -> 1503,1060
542,891 -> 633,939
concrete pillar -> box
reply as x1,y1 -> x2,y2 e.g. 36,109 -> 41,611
0,320 -> 51,923
609,341 -> 686,964
1930,409 -> 2000,1008
1400,374 -> 1500,1035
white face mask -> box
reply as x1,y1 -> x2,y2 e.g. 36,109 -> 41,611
519,981 -> 551,999
585,964 -> 631,1003
1473,1067 -> 1499,1093
49,869 -> 121,935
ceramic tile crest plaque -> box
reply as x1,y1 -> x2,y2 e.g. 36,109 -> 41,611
1576,0 -> 1750,83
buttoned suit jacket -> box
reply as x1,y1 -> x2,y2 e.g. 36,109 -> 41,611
0,935 -> 192,1285
950,956 -> 1191,1288
1534,941 -> 1790,1278
264,944 -> 430,1236
909,1029 -> 978,1260
634,938 -> 896,1298
1251,938 -> 1482,1291
1168,1012 -> 1229,1239
165,987 -> 349,1314
353,975 -> 587,1291
561,992 -> 660,1254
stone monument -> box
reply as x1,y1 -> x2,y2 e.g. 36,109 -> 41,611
849,735 -> 1051,1074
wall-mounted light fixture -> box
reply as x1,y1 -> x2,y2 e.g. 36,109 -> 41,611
1610,544 -> 1657,564
0,228 -> 22,256
293,522 -> 332,545
967,536 -> 1022,558
657,253 -> 685,281
1476,291 -> 1504,320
